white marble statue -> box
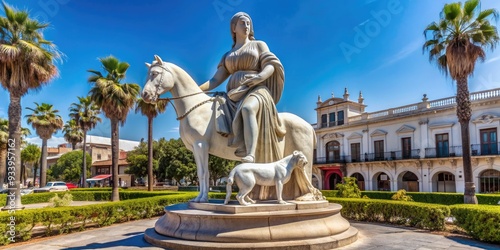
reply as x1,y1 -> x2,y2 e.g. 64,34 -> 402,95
224,151 -> 308,206
141,55 -> 321,203
141,12 -> 323,203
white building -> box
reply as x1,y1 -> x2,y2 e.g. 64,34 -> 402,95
313,88 -> 500,194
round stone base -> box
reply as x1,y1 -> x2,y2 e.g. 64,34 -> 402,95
145,226 -> 358,250
145,200 -> 357,249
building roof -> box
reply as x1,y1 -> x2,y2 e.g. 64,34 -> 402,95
82,135 -> 140,151
92,158 -> 129,167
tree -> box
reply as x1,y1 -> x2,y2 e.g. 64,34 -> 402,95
62,119 -> 83,150
158,138 -> 196,185
208,155 -> 236,186
21,143 -> 40,187
0,118 -> 8,188
88,56 -> 140,201
1,120 -> 30,188
48,150 -> 91,183
423,0 -> 499,204
25,102 -> 63,188
69,96 -> 101,188
0,3 -> 61,209
125,154 -> 159,179
135,98 -> 167,191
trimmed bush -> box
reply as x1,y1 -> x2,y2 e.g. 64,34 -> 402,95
392,189 -> 413,201
327,197 -> 450,231
0,192 -> 198,245
450,204 -> 500,243
336,177 -> 361,198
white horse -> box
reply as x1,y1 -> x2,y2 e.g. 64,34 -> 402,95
141,55 -> 318,203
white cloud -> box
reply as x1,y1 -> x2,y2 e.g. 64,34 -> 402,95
372,39 -> 421,72
485,56 -> 500,64
25,136 -> 68,147
168,127 -> 179,133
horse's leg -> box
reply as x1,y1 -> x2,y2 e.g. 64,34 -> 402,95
192,141 -> 209,203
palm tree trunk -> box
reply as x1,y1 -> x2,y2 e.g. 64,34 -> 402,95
148,116 -> 153,192
111,118 -> 120,201
456,77 -> 477,204
3,93 -> 23,210
21,161 -> 25,186
33,163 -> 38,187
82,131 -> 88,188
0,145 -> 6,188
40,138 -> 48,187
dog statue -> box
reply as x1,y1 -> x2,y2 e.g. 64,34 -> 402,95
224,151 -> 308,206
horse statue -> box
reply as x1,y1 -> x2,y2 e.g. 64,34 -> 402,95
141,55 -> 321,203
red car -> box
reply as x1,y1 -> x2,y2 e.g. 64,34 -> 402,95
66,183 -> 78,189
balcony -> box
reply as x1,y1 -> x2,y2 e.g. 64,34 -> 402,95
313,156 -> 347,164
320,120 -> 345,128
363,150 -> 420,162
471,143 -> 500,156
425,146 -> 463,158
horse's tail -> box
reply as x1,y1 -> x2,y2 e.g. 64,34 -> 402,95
224,169 -> 235,204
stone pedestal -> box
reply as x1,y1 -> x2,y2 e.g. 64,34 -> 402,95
144,200 -> 357,249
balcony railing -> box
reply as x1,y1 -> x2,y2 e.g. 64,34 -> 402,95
346,88 -> 500,124
425,146 -> 463,158
471,143 -> 500,156
320,120 -> 346,128
313,156 -> 347,164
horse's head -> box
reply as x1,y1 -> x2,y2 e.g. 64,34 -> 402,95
142,55 -> 174,103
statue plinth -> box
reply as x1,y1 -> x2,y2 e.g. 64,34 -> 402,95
144,200 -> 358,249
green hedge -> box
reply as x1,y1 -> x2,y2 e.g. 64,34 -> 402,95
327,197 -> 450,231
450,204 -> 500,243
0,191 -> 179,207
321,190 -> 500,205
0,192 -> 197,245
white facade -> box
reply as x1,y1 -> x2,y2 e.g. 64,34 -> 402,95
313,88 -> 500,193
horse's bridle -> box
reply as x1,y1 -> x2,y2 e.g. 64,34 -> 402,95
149,63 -> 220,120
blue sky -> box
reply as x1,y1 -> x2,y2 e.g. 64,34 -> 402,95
1,0 -> 500,147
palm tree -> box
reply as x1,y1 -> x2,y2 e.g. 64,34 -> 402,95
135,98 -> 167,191
0,3 -> 60,209
88,56 -> 140,201
69,96 -> 101,188
0,118 -> 8,188
63,119 -> 83,150
25,102 -> 63,187
21,143 -> 40,187
423,0 -> 499,204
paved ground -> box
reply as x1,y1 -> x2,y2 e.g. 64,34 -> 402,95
4,219 -> 500,250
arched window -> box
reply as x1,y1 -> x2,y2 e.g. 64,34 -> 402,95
329,173 -> 342,190
480,169 -> 500,193
401,171 -> 419,192
326,141 -> 341,163
350,172 -> 365,190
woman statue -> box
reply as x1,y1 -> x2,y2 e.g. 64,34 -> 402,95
200,12 -> 286,164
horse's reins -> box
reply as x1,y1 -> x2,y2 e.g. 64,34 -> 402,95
151,63 -> 222,120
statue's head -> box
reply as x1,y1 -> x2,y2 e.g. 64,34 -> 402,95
230,12 -> 255,47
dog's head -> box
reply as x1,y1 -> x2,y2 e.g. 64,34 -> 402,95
292,150 -> 308,168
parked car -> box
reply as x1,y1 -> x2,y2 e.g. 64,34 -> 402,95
33,181 -> 69,193
20,189 -> 34,196
66,183 -> 78,189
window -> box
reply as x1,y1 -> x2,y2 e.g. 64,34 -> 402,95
97,153 -> 102,160
480,169 -> 500,193
329,112 -> 336,127
97,167 -> 110,175
337,111 -> 344,125
480,128 -> 497,155
351,143 -> 360,162
374,140 -> 384,160
321,114 -> 327,128
326,141 -> 341,163
436,133 -> 449,157
402,137 -> 411,159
